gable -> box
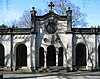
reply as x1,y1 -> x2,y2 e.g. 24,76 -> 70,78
36,12 -> 67,21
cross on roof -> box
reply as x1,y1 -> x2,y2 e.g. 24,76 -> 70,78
48,2 -> 55,11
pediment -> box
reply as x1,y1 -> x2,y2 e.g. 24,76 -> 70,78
36,12 -> 67,21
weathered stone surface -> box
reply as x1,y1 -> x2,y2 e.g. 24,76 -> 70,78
0,74 -> 3,79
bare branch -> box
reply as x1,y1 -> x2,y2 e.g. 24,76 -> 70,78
50,0 -> 88,28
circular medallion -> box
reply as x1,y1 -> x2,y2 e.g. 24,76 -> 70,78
46,22 -> 57,34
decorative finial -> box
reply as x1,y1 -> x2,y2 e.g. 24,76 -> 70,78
68,7 -> 70,10
32,7 -> 35,10
48,2 -> 55,11
30,7 -> 37,16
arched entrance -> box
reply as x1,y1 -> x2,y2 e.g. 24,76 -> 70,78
98,44 -> 100,66
0,44 -> 4,66
58,47 -> 63,66
39,47 -> 44,67
76,43 -> 86,66
46,45 -> 56,66
16,44 -> 27,67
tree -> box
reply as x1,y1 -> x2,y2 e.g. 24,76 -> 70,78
13,0 -> 88,28
97,25 -> 100,28
12,10 -> 31,28
12,9 -> 43,28
0,0 -> 10,8
50,0 -> 88,28
0,24 -> 8,28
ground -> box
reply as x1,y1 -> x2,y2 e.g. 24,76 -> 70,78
2,71 -> 100,79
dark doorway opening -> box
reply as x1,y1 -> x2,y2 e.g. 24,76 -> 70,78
16,44 -> 27,67
98,45 -> 100,66
76,43 -> 86,66
0,44 -> 4,66
39,47 -> 44,67
46,45 -> 56,66
58,47 -> 63,66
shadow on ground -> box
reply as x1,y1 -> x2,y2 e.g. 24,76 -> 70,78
3,71 -> 100,79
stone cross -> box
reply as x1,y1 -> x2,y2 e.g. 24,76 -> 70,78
48,2 -> 55,11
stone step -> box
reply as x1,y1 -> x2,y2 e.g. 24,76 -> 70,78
35,66 -> 68,73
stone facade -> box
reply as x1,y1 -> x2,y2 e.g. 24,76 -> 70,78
0,2 -> 100,71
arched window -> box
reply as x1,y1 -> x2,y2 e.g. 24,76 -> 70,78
46,45 -> 56,66
0,44 -> 4,66
58,47 -> 63,66
98,44 -> 100,66
39,47 -> 44,67
76,43 -> 86,66
16,44 -> 27,67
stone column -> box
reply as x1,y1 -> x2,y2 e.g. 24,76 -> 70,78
30,34 -> 36,68
56,51 -> 58,67
30,7 -> 37,30
66,7 -> 72,31
66,34 -> 73,69
10,28 -> 13,71
44,52 -> 46,68
72,33 -> 75,69
95,34 -> 98,69
30,7 -> 39,69
35,38 -> 39,68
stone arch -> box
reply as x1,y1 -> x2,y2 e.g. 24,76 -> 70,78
0,44 -> 4,66
46,45 -> 56,66
76,43 -> 86,66
58,47 -> 63,66
16,43 -> 27,67
39,47 -> 44,67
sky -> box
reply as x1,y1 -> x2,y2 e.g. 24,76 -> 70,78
0,0 -> 100,27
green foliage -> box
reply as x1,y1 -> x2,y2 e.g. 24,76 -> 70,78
12,25 -> 18,28
0,24 -> 18,28
97,25 -> 100,28
0,24 -> 8,28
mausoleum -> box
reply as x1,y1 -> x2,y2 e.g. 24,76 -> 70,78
0,2 -> 100,71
